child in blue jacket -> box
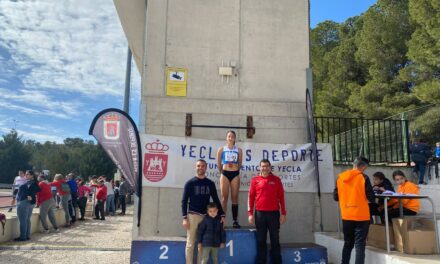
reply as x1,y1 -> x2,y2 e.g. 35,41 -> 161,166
198,202 -> 226,264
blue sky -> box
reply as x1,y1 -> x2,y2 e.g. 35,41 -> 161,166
0,0 -> 376,143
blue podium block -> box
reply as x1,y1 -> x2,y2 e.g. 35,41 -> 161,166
214,228 -> 258,264
129,232 -> 327,264
270,243 -> 327,264
130,239 -> 186,264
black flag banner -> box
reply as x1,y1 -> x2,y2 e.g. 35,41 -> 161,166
89,108 -> 142,226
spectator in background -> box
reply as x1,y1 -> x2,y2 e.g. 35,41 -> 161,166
118,177 -> 130,215
93,179 -> 107,220
66,173 -> 78,224
88,175 -> 98,199
104,177 -> 115,216
9,170 -> 26,212
410,139 -> 431,184
51,174 -> 71,227
36,175 -> 59,233
77,179 -> 91,221
429,142 -> 440,179
15,170 -> 40,241
114,180 -> 120,210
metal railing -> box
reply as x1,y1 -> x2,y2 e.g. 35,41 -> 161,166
314,117 -> 410,164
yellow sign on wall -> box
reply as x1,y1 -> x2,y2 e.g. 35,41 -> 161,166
166,67 -> 187,97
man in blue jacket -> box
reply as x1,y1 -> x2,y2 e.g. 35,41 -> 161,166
67,173 -> 78,224
181,159 -> 225,264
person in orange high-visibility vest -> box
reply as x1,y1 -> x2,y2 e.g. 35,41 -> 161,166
334,157 -> 375,264
384,170 -> 420,221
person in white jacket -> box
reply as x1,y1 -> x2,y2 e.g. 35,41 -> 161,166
104,178 -> 115,216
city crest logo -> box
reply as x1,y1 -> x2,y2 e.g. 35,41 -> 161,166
103,114 -> 120,140
144,139 -> 169,182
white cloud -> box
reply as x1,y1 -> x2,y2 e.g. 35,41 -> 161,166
0,0 -> 141,142
0,88 -> 82,119
0,0 -> 128,97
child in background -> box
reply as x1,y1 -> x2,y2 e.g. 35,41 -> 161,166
198,202 -> 226,264
372,172 -> 394,195
370,172 -> 395,218
384,170 -> 420,221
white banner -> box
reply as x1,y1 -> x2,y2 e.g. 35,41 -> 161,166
141,134 -> 334,193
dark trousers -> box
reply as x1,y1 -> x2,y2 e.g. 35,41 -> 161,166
342,220 -> 370,264
120,195 -> 126,214
77,197 -> 87,219
255,211 -> 282,264
95,200 -> 105,219
381,208 -> 417,222
414,162 -> 426,184
428,158 -> 439,179
68,192 -> 78,222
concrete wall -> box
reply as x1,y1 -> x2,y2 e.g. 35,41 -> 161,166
112,0 -> 322,242
0,208 -> 70,243
132,0 -> 313,243
141,0 -> 310,140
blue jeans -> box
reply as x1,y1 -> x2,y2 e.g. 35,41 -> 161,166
106,194 -> 115,214
414,162 -> 426,184
17,200 -> 34,240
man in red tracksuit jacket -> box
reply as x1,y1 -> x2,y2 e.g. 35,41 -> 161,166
94,180 -> 107,220
248,159 -> 286,264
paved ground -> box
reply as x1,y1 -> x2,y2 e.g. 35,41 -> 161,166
0,189 -> 13,208
0,205 -> 133,264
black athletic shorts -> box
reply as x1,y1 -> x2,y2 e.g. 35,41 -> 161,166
222,170 -> 240,182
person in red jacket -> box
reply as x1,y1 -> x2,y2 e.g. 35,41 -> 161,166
248,159 -> 286,264
93,179 -> 107,220
51,174 -> 71,227
37,175 -> 59,233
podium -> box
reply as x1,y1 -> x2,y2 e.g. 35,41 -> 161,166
131,238 -> 186,264
215,228 -> 258,264
130,230 -> 327,264
275,243 -> 327,264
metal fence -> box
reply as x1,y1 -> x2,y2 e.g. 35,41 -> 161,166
314,117 -> 410,164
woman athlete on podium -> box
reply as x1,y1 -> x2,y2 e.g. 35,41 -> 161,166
217,130 -> 243,228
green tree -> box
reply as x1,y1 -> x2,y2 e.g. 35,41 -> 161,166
405,0 -> 440,142
349,0 -> 419,118
310,20 -> 341,94
314,17 -> 367,117
23,137 -> 117,180
0,130 -> 31,183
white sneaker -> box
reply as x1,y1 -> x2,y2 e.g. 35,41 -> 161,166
53,228 -> 60,233
42,229 -> 50,234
